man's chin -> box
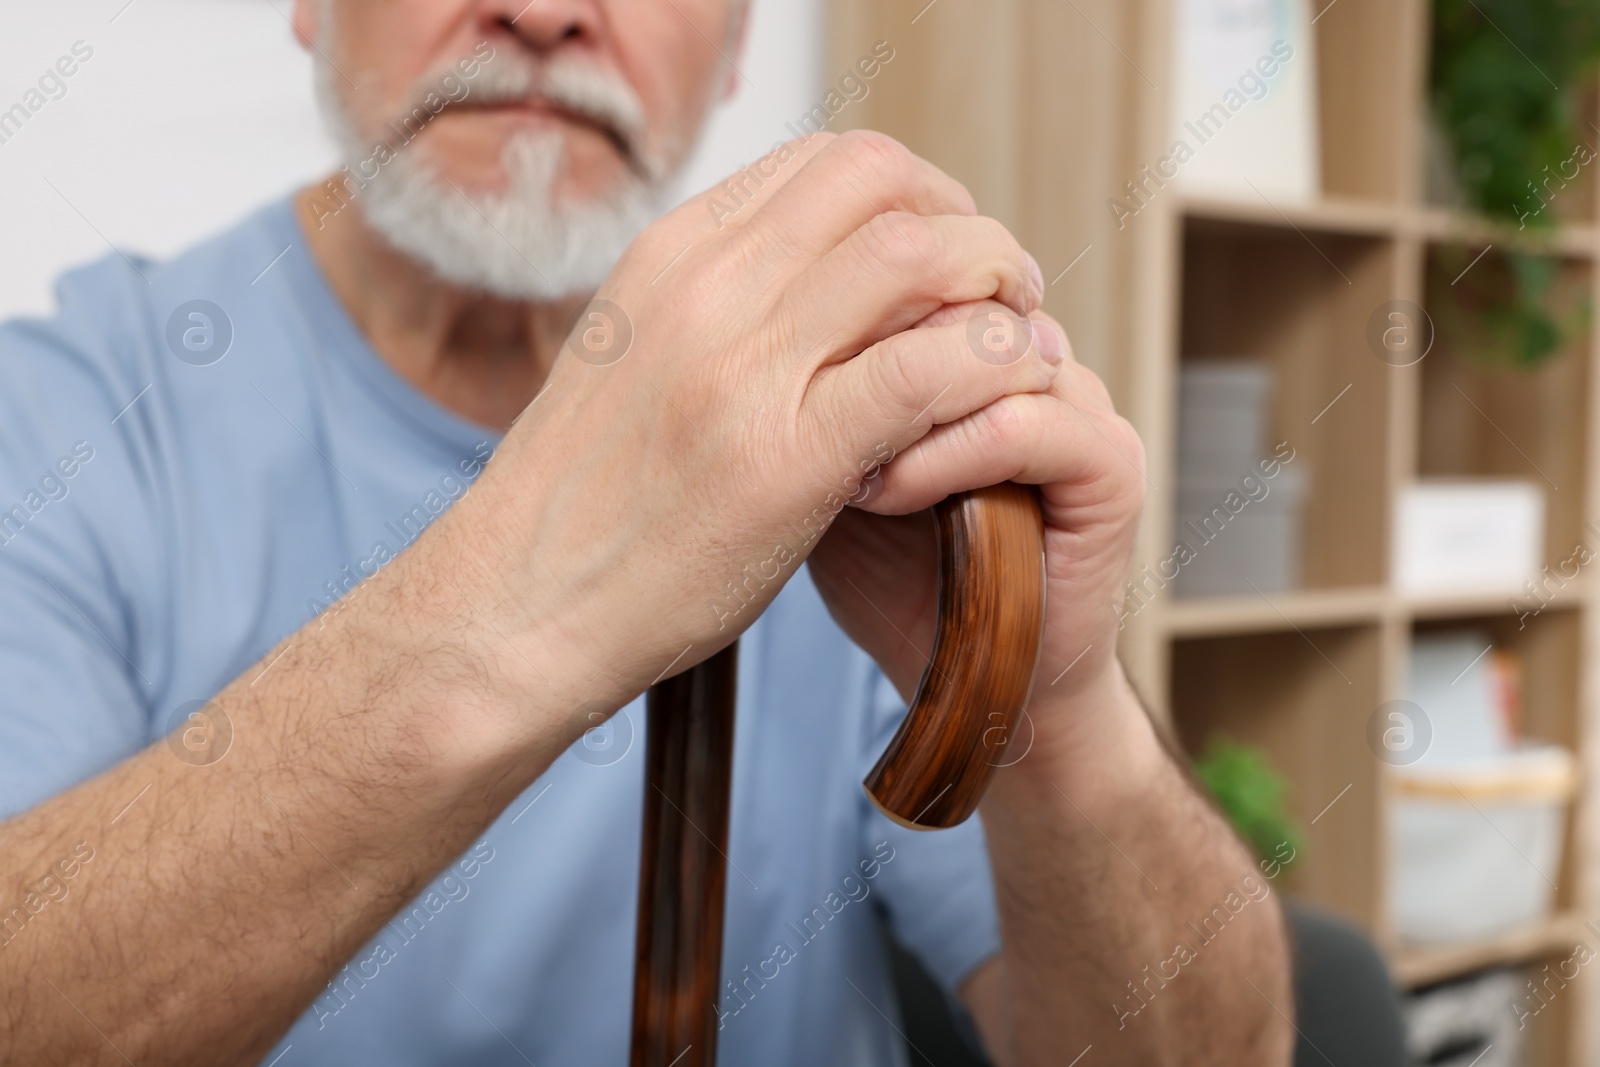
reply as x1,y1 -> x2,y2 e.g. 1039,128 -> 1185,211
348,144 -> 668,302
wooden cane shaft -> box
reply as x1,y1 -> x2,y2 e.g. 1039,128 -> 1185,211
864,483 -> 1046,828
630,644 -> 739,1067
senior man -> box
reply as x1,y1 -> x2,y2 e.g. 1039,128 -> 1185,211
0,1 -> 1290,1064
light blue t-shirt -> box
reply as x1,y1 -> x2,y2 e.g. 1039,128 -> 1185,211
0,198 -> 1000,1066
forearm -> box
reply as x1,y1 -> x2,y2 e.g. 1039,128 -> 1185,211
977,666 -> 1292,1067
0,511 -> 589,1066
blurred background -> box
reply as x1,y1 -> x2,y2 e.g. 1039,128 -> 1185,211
7,0 -> 1600,1065
0,0 -> 820,316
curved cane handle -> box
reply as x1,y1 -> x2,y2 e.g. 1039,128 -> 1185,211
864,482 -> 1047,829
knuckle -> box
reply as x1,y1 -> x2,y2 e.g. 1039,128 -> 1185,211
1068,367 -> 1120,415
868,335 -> 925,416
858,211 -> 939,280
949,216 -> 1024,299
1020,349 -> 1061,393
945,175 -> 979,217
831,130 -> 975,216
975,396 -> 1030,455
626,214 -> 678,264
834,129 -> 916,186
1066,360 -> 1110,403
974,215 -> 1021,256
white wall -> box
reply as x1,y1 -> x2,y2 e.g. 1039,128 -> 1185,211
0,0 -> 821,319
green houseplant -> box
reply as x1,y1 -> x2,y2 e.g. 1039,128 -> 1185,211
1431,0 -> 1600,365
1193,736 -> 1301,873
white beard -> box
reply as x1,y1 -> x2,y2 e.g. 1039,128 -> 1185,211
312,48 -> 683,300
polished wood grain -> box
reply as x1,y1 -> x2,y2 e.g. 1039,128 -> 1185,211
630,644 -> 738,1067
864,483 -> 1047,828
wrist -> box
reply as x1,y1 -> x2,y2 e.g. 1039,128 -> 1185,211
986,661 -> 1168,819
341,515 -> 615,812
443,430 -> 683,713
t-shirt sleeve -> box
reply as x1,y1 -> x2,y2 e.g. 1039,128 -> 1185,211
0,270 -> 164,819
855,662 -> 1001,994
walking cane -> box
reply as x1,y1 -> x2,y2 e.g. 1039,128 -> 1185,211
630,482 -> 1046,1067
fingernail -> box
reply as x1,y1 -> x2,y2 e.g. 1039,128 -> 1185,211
1027,254 -> 1045,301
1036,321 -> 1064,365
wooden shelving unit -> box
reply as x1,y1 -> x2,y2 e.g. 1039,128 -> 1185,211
1132,5 -> 1600,1063
829,0 -> 1600,1061
1130,5 -> 1600,1063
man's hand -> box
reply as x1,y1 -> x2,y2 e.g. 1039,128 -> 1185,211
810,310 -> 1294,1065
807,302 -> 1142,737
449,130 -> 1067,730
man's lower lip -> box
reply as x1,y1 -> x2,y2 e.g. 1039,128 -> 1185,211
438,107 -> 634,163
459,105 -> 557,117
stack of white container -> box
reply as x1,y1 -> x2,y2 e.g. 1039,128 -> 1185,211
1174,360 -> 1307,597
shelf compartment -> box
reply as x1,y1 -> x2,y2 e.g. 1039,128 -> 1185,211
1178,216 -> 1395,590
1418,246 -> 1593,567
1410,608 -> 1584,767
1169,624 -> 1384,926
1405,609 -> 1585,926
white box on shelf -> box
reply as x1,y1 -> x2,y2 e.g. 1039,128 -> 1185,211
1386,744 -> 1574,944
1167,0 -> 1321,201
1393,481 -> 1544,594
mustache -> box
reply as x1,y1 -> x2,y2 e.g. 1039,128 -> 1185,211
396,52 -> 656,177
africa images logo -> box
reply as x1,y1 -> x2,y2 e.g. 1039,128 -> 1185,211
0,40 -> 94,147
